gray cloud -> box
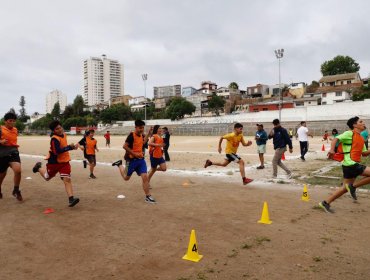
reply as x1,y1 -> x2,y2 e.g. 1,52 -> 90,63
1,0 -> 370,116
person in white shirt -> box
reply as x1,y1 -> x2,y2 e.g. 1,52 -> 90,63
296,121 -> 313,161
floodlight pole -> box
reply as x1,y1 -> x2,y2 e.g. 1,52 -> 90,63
274,49 -> 284,121
141,74 -> 148,121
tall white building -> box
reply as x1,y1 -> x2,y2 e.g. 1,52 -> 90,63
46,89 -> 67,114
83,54 -> 124,106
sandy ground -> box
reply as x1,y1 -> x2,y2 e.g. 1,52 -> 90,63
1,135 -> 370,280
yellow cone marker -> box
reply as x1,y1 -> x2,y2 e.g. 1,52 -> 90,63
257,201 -> 272,224
301,184 -> 310,201
182,229 -> 203,262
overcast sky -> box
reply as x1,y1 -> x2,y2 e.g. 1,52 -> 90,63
1,0 -> 370,116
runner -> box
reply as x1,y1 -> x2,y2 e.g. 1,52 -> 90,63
268,119 -> 293,179
32,120 -> 80,207
104,130 -> 111,148
112,120 -> 156,203
322,130 -> 329,143
255,124 -> 268,169
148,125 -> 167,183
296,121 -> 313,161
0,112 -> 23,201
162,127 -> 171,161
319,117 -> 370,213
79,129 -> 99,179
204,122 -> 253,185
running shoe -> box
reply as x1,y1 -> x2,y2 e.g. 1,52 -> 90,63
256,166 -> 265,169
345,184 -> 357,200
112,160 -> 123,167
12,190 -> 23,201
243,178 -> 254,185
204,159 -> 212,168
318,201 -> 332,213
89,174 -> 97,179
287,173 -> 293,179
145,195 -> 156,204
68,197 -> 80,207
32,162 -> 42,173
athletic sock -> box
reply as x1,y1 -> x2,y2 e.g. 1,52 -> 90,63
13,186 -> 20,192
242,177 -> 246,180
69,196 -> 74,202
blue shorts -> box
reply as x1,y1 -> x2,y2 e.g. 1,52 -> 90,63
150,156 -> 166,168
126,158 -> 147,177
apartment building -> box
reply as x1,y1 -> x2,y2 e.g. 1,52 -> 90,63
46,89 -> 67,114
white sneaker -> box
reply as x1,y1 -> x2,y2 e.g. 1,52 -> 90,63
287,173 -> 293,179
145,195 -> 156,204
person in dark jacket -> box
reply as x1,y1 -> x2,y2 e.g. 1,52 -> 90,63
162,127 -> 171,161
255,124 -> 268,169
268,119 -> 293,179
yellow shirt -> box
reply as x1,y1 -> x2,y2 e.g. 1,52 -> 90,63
223,132 -> 244,154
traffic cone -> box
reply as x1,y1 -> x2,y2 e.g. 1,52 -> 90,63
182,230 -> 203,262
257,202 -> 272,224
301,184 -> 310,201
321,144 -> 325,151
281,153 -> 286,160
43,208 -> 55,214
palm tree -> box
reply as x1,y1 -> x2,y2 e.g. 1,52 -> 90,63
228,82 -> 239,90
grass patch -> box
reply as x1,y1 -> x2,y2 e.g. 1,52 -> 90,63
304,177 -> 338,186
227,249 -> 238,258
277,180 -> 286,184
313,256 -> 322,262
241,243 -> 253,249
255,236 -> 271,245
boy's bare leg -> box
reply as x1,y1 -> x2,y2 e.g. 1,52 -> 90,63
148,168 -> 157,182
212,159 -> 230,167
141,173 -> 150,196
118,164 -> 130,181
238,159 -> 246,178
62,177 -> 74,197
9,162 -> 21,187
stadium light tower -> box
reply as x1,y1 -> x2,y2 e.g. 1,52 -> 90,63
274,49 -> 284,121
141,73 -> 148,121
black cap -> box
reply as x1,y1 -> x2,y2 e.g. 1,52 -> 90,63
256,124 -> 263,128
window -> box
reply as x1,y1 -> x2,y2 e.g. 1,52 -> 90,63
262,108 -> 268,111
347,80 -> 351,84
335,92 -> 342,97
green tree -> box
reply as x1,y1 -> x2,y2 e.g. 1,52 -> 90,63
100,104 -> 132,124
165,97 -> 196,120
352,86 -> 370,101
30,114 -> 53,130
72,95 -> 85,116
228,82 -> 239,89
321,55 -> 360,76
51,102 -> 61,119
208,93 -> 226,116
18,96 -> 29,122
62,117 -> 87,130
62,104 -> 74,119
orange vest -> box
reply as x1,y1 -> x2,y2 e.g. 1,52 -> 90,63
129,132 -> 144,159
86,137 -> 97,155
334,131 -> 364,162
149,134 -> 164,158
0,126 -> 19,147
48,133 -> 71,163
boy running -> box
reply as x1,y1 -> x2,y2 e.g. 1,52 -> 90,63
319,117 -> 370,213
32,120 -> 80,207
104,131 -> 111,148
79,129 -> 99,179
148,125 -> 167,183
0,112 -> 23,201
112,120 -> 156,203
204,122 -> 253,185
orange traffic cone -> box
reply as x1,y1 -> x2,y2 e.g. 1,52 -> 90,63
321,144 -> 325,151
281,153 -> 286,160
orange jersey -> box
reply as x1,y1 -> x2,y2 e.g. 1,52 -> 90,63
0,126 -> 19,147
86,137 -> 97,155
149,134 -> 164,158
47,133 -> 71,163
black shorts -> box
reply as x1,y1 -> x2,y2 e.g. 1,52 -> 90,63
106,139 -> 110,145
85,155 -> 96,165
342,164 -> 366,179
0,152 -> 21,173
226,153 -> 241,162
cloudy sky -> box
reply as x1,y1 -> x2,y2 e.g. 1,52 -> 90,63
1,0 -> 370,116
